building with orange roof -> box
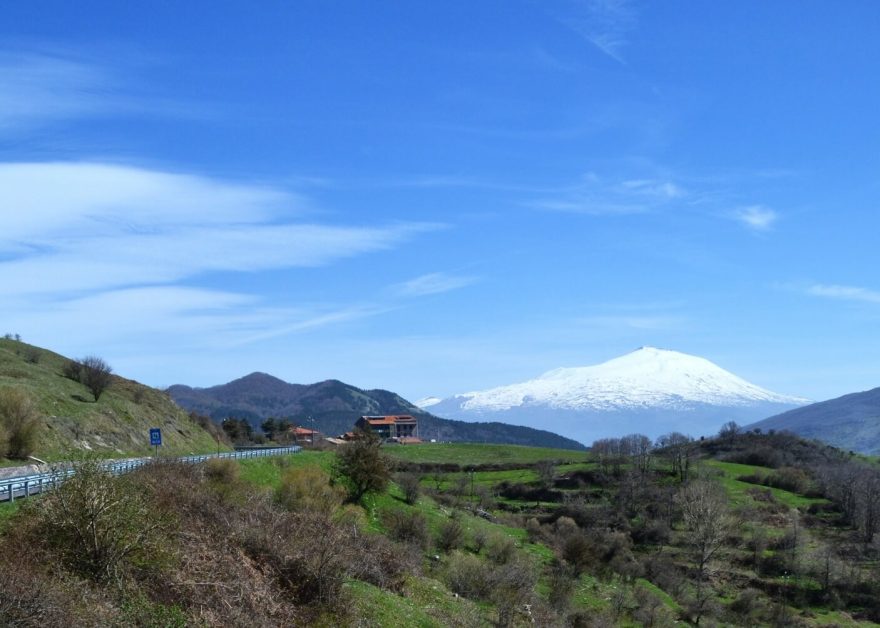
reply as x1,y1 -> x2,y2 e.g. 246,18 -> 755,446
290,426 -> 320,444
355,415 -> 418,440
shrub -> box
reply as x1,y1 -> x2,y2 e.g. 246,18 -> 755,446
472,528 -> 489,553
546,560 -> 576,613
204,457 -> 240,484
486,534 -> 517,565
22,347 -> 41,364
525,517 -> 544,543
729,588 -> 765,625
334,428 -> 390,502
473,484 -> 495,509
632,584 -> 673,627
382,508 -> 429,548
352,533 -> 420,592
445,552 -> 493,599
768,467 -> 811,494
536,459 -> 557,488
561,533 -> 593,575
276,465 -> 344,515
33,457 -> 168,582
631,519 -> 671,545
396,471 -> 422,505
80,355 -> 113,401
436,516 -> 465,553
0,387 -> 40,459
236,507 -> 355,609
490,556 -> 537,627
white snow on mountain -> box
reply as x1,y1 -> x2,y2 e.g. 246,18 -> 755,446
421,347 -> 809,413
414,396 -> 442,408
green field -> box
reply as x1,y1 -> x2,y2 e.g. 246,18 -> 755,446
704,459 -> 828,509
384,442 -> 586,465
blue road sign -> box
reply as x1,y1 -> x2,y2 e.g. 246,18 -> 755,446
149,428 -> 162,447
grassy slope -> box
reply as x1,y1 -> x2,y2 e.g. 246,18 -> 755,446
698,458 -> 880,627
239,448 -> 677,625
705,459 -> 828,509
383,442 -> 586,466
0,338 -> 223,460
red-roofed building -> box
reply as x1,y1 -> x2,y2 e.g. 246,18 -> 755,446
356,415 -> 418,440
290,426 -> 320,444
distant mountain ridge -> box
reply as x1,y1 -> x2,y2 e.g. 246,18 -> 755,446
420,347 -> 808,445
167,373 -> 586,450
748,386 -> 880,455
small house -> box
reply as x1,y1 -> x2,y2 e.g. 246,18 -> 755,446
290,426 -> 320,444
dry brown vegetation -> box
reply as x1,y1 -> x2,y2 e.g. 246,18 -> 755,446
0,457 -> 423,627
0,386 -> 40,459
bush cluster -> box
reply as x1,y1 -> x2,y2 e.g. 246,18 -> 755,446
0,456 -> 417,626
0,387 -> 40,460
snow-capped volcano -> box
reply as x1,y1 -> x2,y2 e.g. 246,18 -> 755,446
421,347 -> 808,445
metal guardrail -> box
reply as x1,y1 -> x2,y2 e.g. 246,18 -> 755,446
0,445 -> 301,503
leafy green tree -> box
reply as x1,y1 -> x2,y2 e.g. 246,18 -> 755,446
334,427 -> 389,502
221,417 -> 253,444
261,417 -> 278,440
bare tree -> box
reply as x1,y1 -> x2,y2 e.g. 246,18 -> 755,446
676,479 -> 733,578
718,421 -> 740,440
855,468 -> 880,546
79,356 -> 113,402
535,459 -> 556,489
657,432 -> 694,482
621,433 -> 653,473
676,479 -> 734,625
592,437 -> 624,475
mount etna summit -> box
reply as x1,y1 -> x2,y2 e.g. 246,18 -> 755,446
419,347 -> 809,445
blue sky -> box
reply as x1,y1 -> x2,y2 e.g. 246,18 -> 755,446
2,1 -> 879,403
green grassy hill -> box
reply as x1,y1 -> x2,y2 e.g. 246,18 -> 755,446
0,338 -> 224,460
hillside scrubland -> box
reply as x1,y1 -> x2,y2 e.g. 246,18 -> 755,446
2,429 -> 880,626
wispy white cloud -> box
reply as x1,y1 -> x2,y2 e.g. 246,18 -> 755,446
0,49 -> 195,134
620,179 -> 684,199
0,162 -> 289,244
4,285 -> 387,353
0,51 -> 114,132
561,0 -> 638,64
393,272 -> 478,297
734,205 -> 778,231
807,284 -> 880,305
533,172 -> 685,215
0,162 -> 428,298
